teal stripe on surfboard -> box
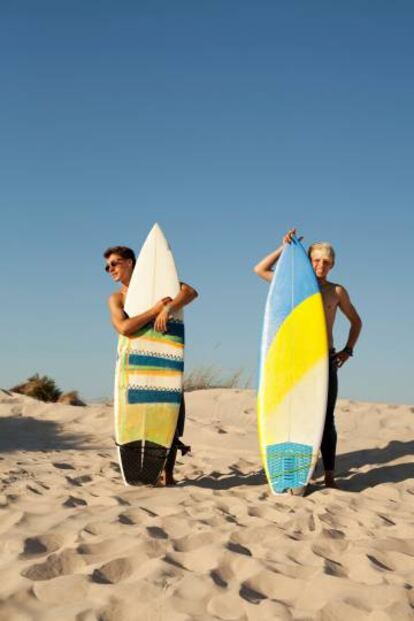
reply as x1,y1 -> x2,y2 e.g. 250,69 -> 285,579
128,354 -> 184,371
128,388 -> 182,404
266,442 -> 313,493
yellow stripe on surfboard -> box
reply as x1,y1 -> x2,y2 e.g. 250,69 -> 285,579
117,402 -> 179,446
139,336 -> 184,349
126,369 -> 182,377
258,292 -> 328,419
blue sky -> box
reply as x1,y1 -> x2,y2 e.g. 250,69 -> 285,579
1,1 -> 413,403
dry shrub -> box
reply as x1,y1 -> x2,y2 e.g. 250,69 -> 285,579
58,391 -> 86,406
10,374 -> 85,405
184,366 -> 248,392
11,374 -> 62,402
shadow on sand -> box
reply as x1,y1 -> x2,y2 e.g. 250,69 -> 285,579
0,416 -> 94,453
181,464 -> 266,490
181,441 -> 414,493
335,440 -> 414,492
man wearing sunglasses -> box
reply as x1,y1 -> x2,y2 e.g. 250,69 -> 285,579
104,245 -> 198,486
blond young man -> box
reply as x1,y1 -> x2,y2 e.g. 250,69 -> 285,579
254,229 -> 362,489
104,245 -> 198,486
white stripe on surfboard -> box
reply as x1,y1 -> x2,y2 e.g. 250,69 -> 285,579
128,338 -> 184,359
261,356 -> 328,450
127,373 -> 183,391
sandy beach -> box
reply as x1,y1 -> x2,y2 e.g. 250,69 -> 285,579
0,388 -> 413,620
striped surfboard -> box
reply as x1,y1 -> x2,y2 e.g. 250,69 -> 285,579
114,224 -> 184,485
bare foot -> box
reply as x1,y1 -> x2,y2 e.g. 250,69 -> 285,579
289,485 -> 307,496
153,472 -> 166,487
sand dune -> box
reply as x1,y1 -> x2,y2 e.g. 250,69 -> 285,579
0,389 -> 413,620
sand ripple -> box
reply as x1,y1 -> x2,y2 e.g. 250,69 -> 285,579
0,390 -> 413,619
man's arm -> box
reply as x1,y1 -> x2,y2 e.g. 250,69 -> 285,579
154,282 -> 198,332
108,294 -> 171,337
253,228 -> 299,282
335,286 -> 363,367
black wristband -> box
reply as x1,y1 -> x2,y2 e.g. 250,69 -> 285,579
343,346 -> 353,356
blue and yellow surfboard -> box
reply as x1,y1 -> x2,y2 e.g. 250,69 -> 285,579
257,236 -> 329,494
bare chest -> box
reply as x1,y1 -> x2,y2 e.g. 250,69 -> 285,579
321,287 -> 338,314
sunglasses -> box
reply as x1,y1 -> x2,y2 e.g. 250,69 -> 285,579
105,259 -> 124,272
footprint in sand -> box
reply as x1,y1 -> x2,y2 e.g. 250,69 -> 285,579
366,553 -> 394,572
242,569 -> 304,603
63,495 -> 88,508
226,542 -> 252,557
82,521 -> 115,537
239,583 -> 267,605
26,485 -> 43,495
92,557 -> 135,584
22,549 -> 85,581
21,533 -> 65,558
66,475 -> 93,486
146,526 -> 169,540
118,508 -> 147,525
210,563 -> 234,589
312,537 -> 348,561
52,462 -> 76,470
324,558 -> 348,577
321,527 -> 346,540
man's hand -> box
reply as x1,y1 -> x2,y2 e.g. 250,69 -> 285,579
152,298 -> 172,317
334,350 -> 351,368
154,302 -> 172,333
283,228 -> 304,245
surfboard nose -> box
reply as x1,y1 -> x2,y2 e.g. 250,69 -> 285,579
150,222 -> 163,237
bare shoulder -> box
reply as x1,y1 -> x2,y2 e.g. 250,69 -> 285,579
322,281 -> 342,298
334,283 -> 357,313
334,283 -> 351,301
108,290 -> 124,309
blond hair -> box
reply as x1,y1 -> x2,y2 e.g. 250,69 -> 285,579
308,242 -> 335,266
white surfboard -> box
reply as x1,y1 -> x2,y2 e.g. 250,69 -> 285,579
114,223 -> 184,485
124,223 -> 182,320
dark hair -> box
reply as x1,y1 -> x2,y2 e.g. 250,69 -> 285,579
103,246 -> 136,267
